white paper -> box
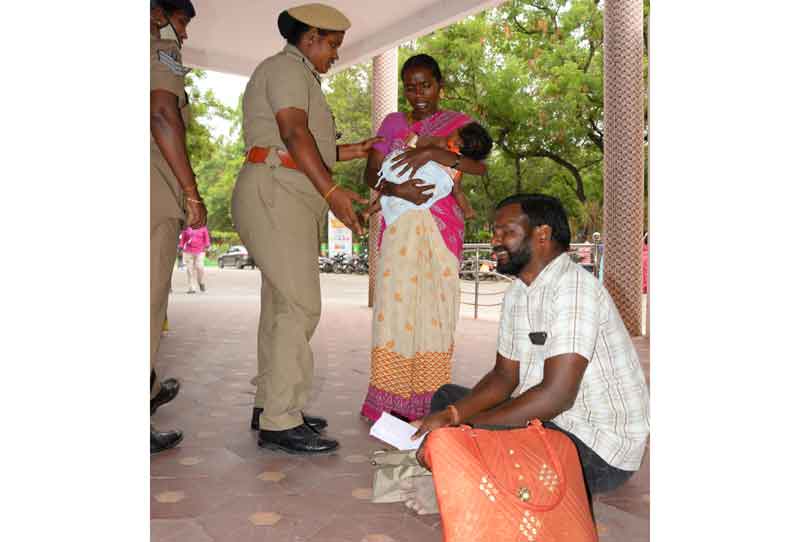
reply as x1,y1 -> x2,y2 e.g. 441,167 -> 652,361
369,412 -> 426,450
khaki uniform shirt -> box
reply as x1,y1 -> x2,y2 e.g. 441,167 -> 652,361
497,254 -> 650,471
150,36 -> 191,223
242,44 -> 337,170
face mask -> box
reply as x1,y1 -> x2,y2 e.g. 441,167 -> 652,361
159,20 -> 182,48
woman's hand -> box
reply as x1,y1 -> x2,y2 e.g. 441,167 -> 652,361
384,178 -> 435,205
327,186 -> 368,236
361,197 -> 382,221
185,199 -> 207,228
338,137 -> 385,161
390,147 -> 438,177
183,188 -> 207,228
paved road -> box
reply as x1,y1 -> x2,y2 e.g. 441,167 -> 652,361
171,265 -> 509,322
153,265 -> 649,542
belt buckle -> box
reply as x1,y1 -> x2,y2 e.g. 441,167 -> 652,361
262,147 -> 281,169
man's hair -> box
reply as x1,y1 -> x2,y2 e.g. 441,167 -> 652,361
400,54 -> 443,84
277,10 -> 331,45
496,193 -> 571,251
458,122 -> 493,161
151,0 -> 196,18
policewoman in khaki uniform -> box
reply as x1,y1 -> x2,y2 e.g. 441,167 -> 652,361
232,4 -> 379,454
150,0 -> 207,453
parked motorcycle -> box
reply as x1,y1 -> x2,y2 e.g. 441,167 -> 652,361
330,253 -> 354,274
352,250 -> 369,274
318,256 -> 334,273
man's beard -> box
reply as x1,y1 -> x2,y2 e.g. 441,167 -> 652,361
494,242 -> 532,276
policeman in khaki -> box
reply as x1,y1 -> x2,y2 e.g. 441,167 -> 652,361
232,3 -> 381,454
149,0 -> 207,453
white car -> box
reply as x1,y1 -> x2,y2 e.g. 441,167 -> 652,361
218,245 -> 255,269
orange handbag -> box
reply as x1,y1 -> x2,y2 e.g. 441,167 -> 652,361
424,420 -> 597,542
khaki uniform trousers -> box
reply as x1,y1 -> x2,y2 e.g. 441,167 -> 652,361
232,159 -> 325,431
151,217 -> 181,398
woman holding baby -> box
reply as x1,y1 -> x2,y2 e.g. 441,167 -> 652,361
360,54 -> 492,422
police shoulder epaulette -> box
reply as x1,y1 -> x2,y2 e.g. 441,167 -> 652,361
158,49 -> 191,77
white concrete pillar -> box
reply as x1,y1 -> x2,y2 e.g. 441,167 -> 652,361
603,0 -> 646,336
368,49 -> 399,307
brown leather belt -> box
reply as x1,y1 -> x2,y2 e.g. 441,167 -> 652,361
246,146 -> 299,170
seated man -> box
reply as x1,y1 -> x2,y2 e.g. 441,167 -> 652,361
412,193 -> 650,501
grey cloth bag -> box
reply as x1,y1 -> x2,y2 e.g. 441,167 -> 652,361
370,449 -> 432,503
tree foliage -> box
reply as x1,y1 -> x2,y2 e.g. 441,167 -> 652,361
324,65 -> 373,199
181,0 -> 649,244
184,70 -> 240,234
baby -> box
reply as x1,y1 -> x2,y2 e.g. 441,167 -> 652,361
373,122 -> 492,226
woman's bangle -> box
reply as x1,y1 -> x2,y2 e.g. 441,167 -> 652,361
446,404 -> 461,426
323,184 -> 339,201
186,197 -> 203,204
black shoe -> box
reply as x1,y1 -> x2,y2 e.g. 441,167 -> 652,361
151,426 -> 183,454
257,424 -> 339,455
199,283 -> 206,292
151,378 -> 180,415
251,407 -> 328,432
302,413 -> 328,431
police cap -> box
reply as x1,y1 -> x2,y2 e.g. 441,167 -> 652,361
287,3 -> 351,31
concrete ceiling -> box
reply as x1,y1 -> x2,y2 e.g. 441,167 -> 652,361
183,0 -> 505,77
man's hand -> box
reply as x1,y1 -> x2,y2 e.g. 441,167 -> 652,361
415,437 -> 431,471
385,178 -> 434,205
410,408 -> 455,441
327,186 -> 367,235
410,409 -> 455,471
390,147 -> 437,177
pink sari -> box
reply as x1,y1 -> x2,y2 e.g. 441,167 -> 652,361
373,111 -> 470,262
361,110 -> 470,422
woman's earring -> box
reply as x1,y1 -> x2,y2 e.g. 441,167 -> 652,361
439,88 -> 446,99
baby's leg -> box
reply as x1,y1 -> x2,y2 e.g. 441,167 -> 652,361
452,181 -> 476,220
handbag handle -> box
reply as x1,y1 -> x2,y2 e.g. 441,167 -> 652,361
467,419 -> 567,512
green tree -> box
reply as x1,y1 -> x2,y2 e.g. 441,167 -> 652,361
401,0 -> 617,240
176,0 -> 650,245
324,65 -> 373,198
184,70 -> 240,235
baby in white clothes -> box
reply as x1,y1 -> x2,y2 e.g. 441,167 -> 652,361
373,122 -> 492,226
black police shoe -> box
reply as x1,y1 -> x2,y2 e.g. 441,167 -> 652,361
250,407 -> 328,432
151,378 -> 180,415
257,424 -> 339,455
151,426 -> 184,454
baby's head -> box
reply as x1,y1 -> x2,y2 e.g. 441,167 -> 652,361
448,122 -> 493,161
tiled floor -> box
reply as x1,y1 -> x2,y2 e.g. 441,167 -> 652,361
152,268 -> 649,541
